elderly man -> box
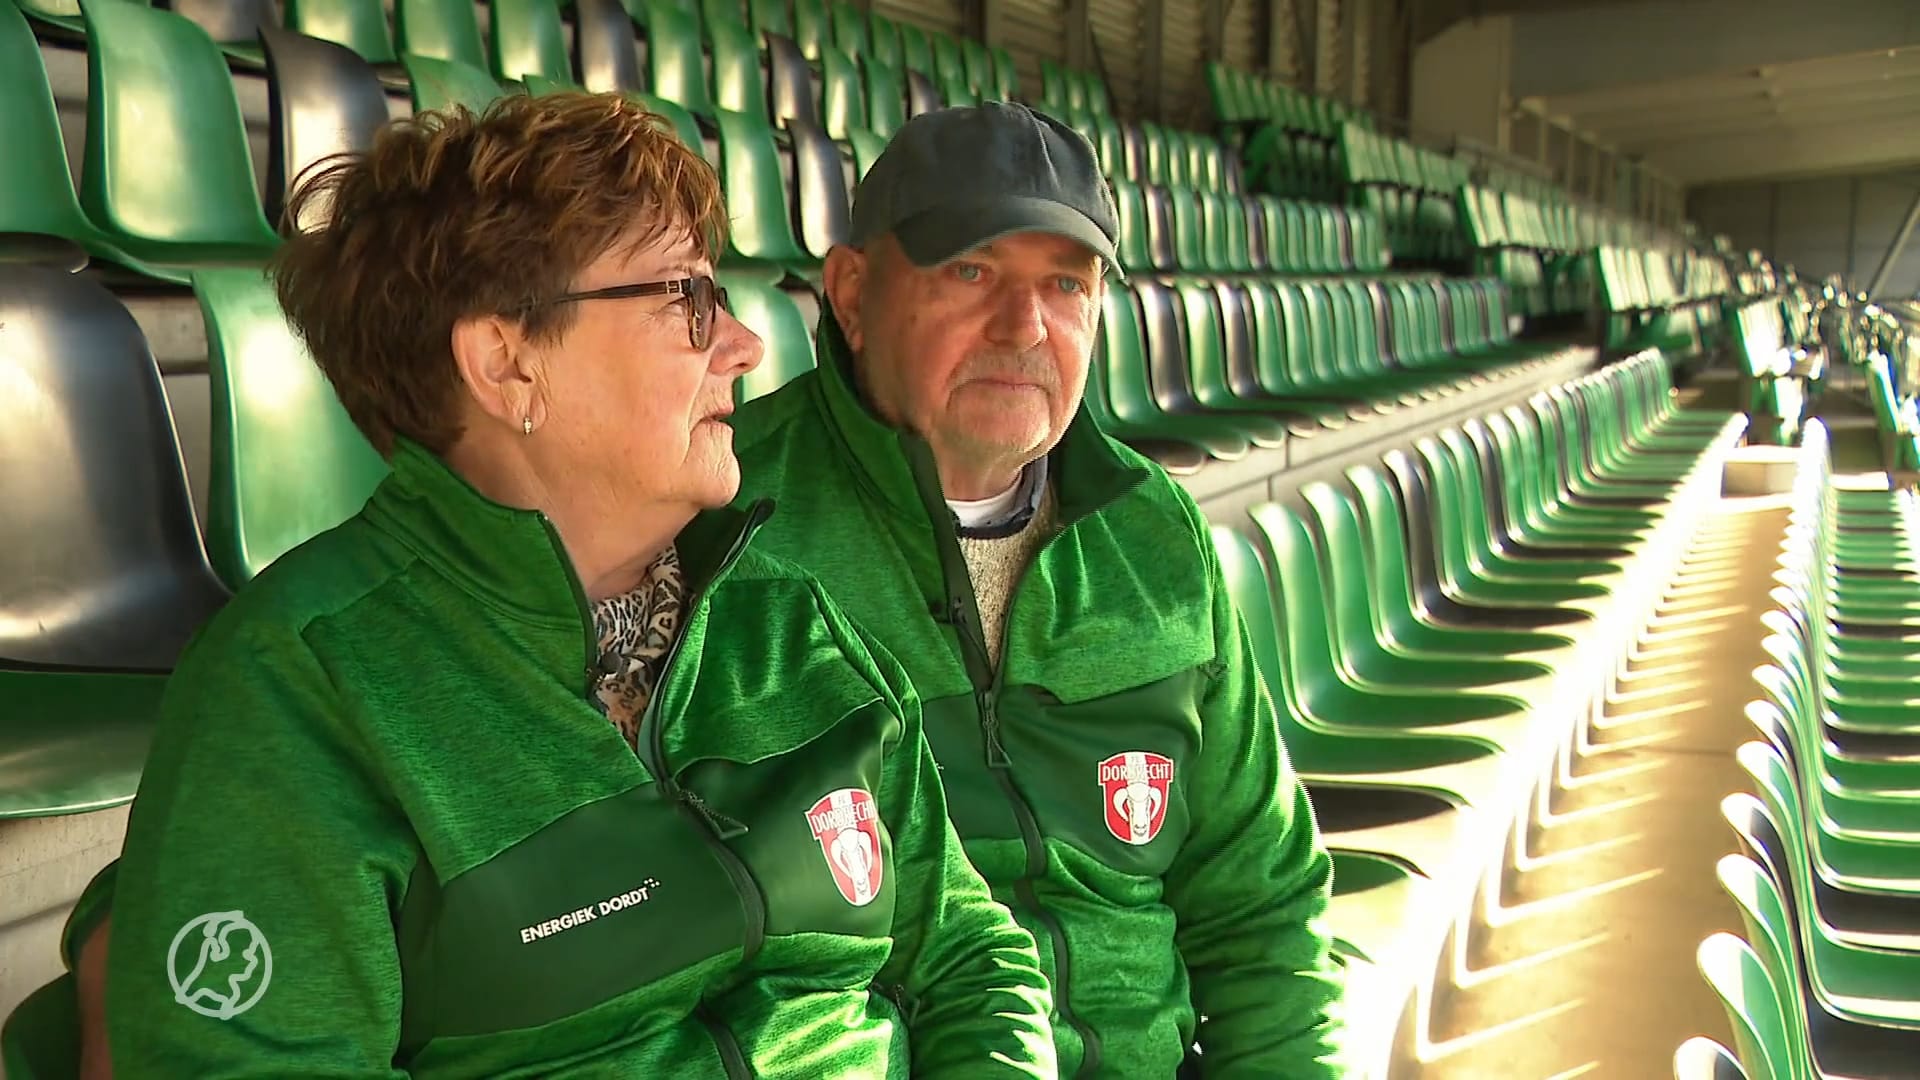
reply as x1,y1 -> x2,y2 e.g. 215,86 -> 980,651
729,102 -> 1343,1077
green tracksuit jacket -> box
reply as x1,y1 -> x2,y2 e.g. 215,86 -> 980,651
725,311 -> 1344,1078
86,439 -> 1056,1078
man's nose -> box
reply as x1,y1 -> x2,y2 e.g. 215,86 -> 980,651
984,284 -> 1047,353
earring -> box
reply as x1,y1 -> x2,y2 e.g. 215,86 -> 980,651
522,416 -> 534,436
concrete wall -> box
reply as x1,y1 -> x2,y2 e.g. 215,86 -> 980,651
1409,15 -> 1511,148
1687,168 -> 1920,298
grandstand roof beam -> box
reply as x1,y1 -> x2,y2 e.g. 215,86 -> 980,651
1654,115 -> 1920,185
1503,0 -> 1920,101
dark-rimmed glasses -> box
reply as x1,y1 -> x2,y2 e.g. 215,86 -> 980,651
524,275 -> 731,350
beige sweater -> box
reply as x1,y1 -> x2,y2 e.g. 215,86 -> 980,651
958,488 -> 1057,669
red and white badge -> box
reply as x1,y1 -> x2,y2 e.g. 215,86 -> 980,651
806,788 -> 884,907
1098,751 -> 1174,846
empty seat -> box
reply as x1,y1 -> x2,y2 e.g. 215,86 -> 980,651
404,52 -> 503,111
829,0 -> 865,56
80,0 -> 282,281
286,0 -> 398,64
640,0 -> 712,115
865,9 -> 901,70
709,16 -> 766,116
818,44 -> 866,138
747,0 -> 788,40
766,32 -> 815,127
0,266 -> 231,817
194,268 -> 389,588
787,117 -> 850,262
727,277 -> 817,402
172,0 -> 282,66
0,0 -> 103,271
896,20 -> 932,76
789,0 -> 826,59
396,0 -> 487,69
490,0 -> 572,83
714,109 -> 807,272
960,39 -> 991,95
864,55 -> 908,138
574,0 -> 643,92
905,67 -> 941,118
261,26 -> 388,231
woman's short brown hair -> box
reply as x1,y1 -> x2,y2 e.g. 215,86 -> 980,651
274,91 -> 726,455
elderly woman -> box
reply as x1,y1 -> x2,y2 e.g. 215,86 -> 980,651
47,93 -> 1055,1078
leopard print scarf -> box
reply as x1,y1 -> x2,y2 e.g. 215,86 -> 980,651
590,545 -> 687,749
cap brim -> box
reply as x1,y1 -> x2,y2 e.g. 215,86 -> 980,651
892,196 -> 1125,281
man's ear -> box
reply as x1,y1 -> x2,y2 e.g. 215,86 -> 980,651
451,315 -> 546,434
822,244 -> 868,354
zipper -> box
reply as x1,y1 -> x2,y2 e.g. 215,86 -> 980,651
695,1003 -> 752,1080
906,439 -> 1103,1078
543,504 -> 773,972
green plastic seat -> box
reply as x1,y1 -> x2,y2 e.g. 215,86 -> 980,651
819,46 -> 867,139
489,0 -> 571,82
710,16 -> 766,116
640,0 -> 712,115
714,109 -> 807,273
727,277 -> 817,403
989,45 -> 1017,100
0,0 -> 125,272
1092,289 -> 1252,463
790,0 -> 827,59
404,52 -> 503,111
396,0 -> 486,68
699,0 -> 743,31
748,0 -> 789,40
1673,1037 -> 1747,1080
864,56 -> 908,139
1248,501 -> 1532,741
930,31 -> 965,92
961,38 -> 994,96
865,10 -> 901,70
830,1 -> 866,56
633,92 -> 707,159
195,268 -> 389,589
848,127 -> 890,179
1136,283 -> 1288,448
939,66 -> 978,107
78,0 -> 283,281
287,0 -> 397,63
1696,932 -> 1798,1080
0,974 -> 79,1078
897,21 -> 933,76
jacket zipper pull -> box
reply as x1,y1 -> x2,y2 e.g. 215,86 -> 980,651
980,693 -> 1011,769
684,791 -> 749,840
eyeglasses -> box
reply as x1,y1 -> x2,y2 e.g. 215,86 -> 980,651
524,275 -> 732,351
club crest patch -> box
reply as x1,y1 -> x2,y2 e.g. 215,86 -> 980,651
1099,751 -> 1174,845
806,788 -> 884,907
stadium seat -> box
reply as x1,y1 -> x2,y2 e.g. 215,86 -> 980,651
1671,1036 -> 1746,1080
787,117 -> 850,263
641,0 -> 712,116
79,0 -> 282,281
865,10 -> 900,71
989,45 -> 1017,100
285,0 -> 397,64
767,32 -> 814,127
1135,281 -> 1289,449
194,267 -> 389,589
1090,288 -> 1251,467
727,277 -> 816,402
896,20 -> 932,76
961,38 -> 993,97
848,127 -> 889,179
710,16 -> 766,116
747,0 -> 788,42
575,0 -> 643,91
905,67 -> 941,118
260,26 -> 388,231
0,0 -> 104,271
930,31 -> 963,93
713,109 -> 807,273
404,52 -> 503,111
170,0 -> 280,67
0,266 -> 230,818
816,44 -> 865,138
862,54 -> 908,138
829,0 -> 865,57
789,0 -> 826,60
1695,932 -> 1798,1080
490,0 -> 572,83
396,0 -> 488,69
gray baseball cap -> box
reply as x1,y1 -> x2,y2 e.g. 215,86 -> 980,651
848,101 -> 1123,278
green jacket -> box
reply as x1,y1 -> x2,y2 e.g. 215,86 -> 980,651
726,312 -> 1343,1078
88,440 -> 1056,1078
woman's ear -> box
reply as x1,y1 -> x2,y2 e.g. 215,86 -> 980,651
822,245 -> 868,354
451,315 -> 546,433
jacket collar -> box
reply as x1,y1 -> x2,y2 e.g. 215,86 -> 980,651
809,302 -> 1152,530
368,439 -> 770,643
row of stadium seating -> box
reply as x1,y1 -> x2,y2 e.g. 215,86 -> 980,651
1689,425 -> 1920,1079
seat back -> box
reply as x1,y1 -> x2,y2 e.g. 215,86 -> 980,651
897,20 -> 931,75
747,0 -> 787,39
710,16 -> 765,116
288,0 -> 396,62
1247,501 -> 1348,701
0,267 -> 229,669
490,0 -> 571,82
1214,282 -> 1264,401
1695,932 -> 1795,1080
396,0 -> 486,67
81,0 -> 281,260
642,0 -> 710,115
1300,480 -> 1392,664
865,10 -> 900,70
863,55 -> 907,138
0,0 -> 97,267
403,52 -> 503,111
574,0 -> 642,91
1673,1037 -> 1748,1080
787,117 -> 849,260
261,26 -> 388,231
715,110 -> 805,266
789,0 -> 826,59
766,32 -> 815,127
905,67 -> 941,118
816,44 -> 864,138
196,268 -> 388,587
727,278 -> 816,402
1135,281 -> 1204,415
173,0 -> 280,45
829,0 -> 866,56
